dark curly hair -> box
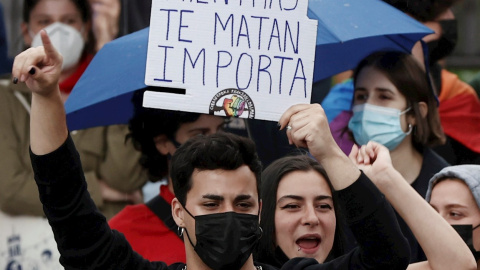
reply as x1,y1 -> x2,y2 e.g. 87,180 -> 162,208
128,90 -> 201,181
382,0 -> 458,22
170,132 -> 263,206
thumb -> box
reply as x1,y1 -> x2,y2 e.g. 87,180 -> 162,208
348,144 -> 359,165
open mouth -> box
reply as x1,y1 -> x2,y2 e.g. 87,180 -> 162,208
296,236 -> 321,251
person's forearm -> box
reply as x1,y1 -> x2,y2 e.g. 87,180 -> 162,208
30,88 -> 68,155
377,169 -> 477,270
313,148 -> 360,191
407,261 -> 431,270
337,173 -> 410,270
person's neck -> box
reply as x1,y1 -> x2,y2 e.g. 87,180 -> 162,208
390,139 -> 423,185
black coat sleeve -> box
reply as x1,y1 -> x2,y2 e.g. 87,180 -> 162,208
281,173 -> 410,270
30,135 -> 171,270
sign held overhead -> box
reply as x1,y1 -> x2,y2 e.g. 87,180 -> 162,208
144,0 -> 318,121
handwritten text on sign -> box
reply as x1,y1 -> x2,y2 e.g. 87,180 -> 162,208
144,0 -> 318,121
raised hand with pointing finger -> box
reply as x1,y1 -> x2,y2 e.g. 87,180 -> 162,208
12,30 -> 63,97
2,0 -> 147,224
12,29 -> 67,155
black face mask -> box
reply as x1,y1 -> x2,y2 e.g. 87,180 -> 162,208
426,19 -> 458,65
183,208 -> 262,270
452,224 -> 480,261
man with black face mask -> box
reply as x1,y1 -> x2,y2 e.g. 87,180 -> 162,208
383,0 -> 480,165
15,31 -> 413,270
108,91 -> 225,264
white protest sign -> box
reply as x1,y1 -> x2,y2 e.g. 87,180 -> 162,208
144,0 -> 317,121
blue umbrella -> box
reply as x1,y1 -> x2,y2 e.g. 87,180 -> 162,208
65,0 -> 432,131
66,28 -> 149,130
309,0 -> 432,82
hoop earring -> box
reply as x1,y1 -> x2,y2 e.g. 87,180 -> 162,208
405,124 -> 413,135
258,226 -> 263,239
178,227 -> 184,237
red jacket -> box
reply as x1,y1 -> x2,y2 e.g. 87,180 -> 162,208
109,184 -> 186,264
59,53 -> 94,94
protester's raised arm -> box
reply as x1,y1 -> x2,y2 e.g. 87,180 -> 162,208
278,104 -> 360,190
19,30 -> 163,269
349,141 -> 477,270
12,30 -> 67,155
280,104 -> 410,269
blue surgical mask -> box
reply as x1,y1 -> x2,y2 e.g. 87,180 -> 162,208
348,103 -> 412,151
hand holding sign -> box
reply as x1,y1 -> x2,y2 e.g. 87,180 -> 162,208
279,103 -> 338,161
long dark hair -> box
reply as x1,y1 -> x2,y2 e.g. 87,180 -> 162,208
254,155 -> 345,267
352,51 -> 445,148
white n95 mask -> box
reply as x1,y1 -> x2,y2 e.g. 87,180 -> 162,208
31,22 -> 85,71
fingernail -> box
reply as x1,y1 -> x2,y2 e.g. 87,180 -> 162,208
12,77 -> 18,84
29,67 -> 36,75
20,75 -> 25,82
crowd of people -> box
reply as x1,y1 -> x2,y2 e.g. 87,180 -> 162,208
1,0 -> 480,269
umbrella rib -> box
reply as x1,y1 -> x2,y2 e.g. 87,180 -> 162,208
385,34 -> 416,53
319,21 -> 343,42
